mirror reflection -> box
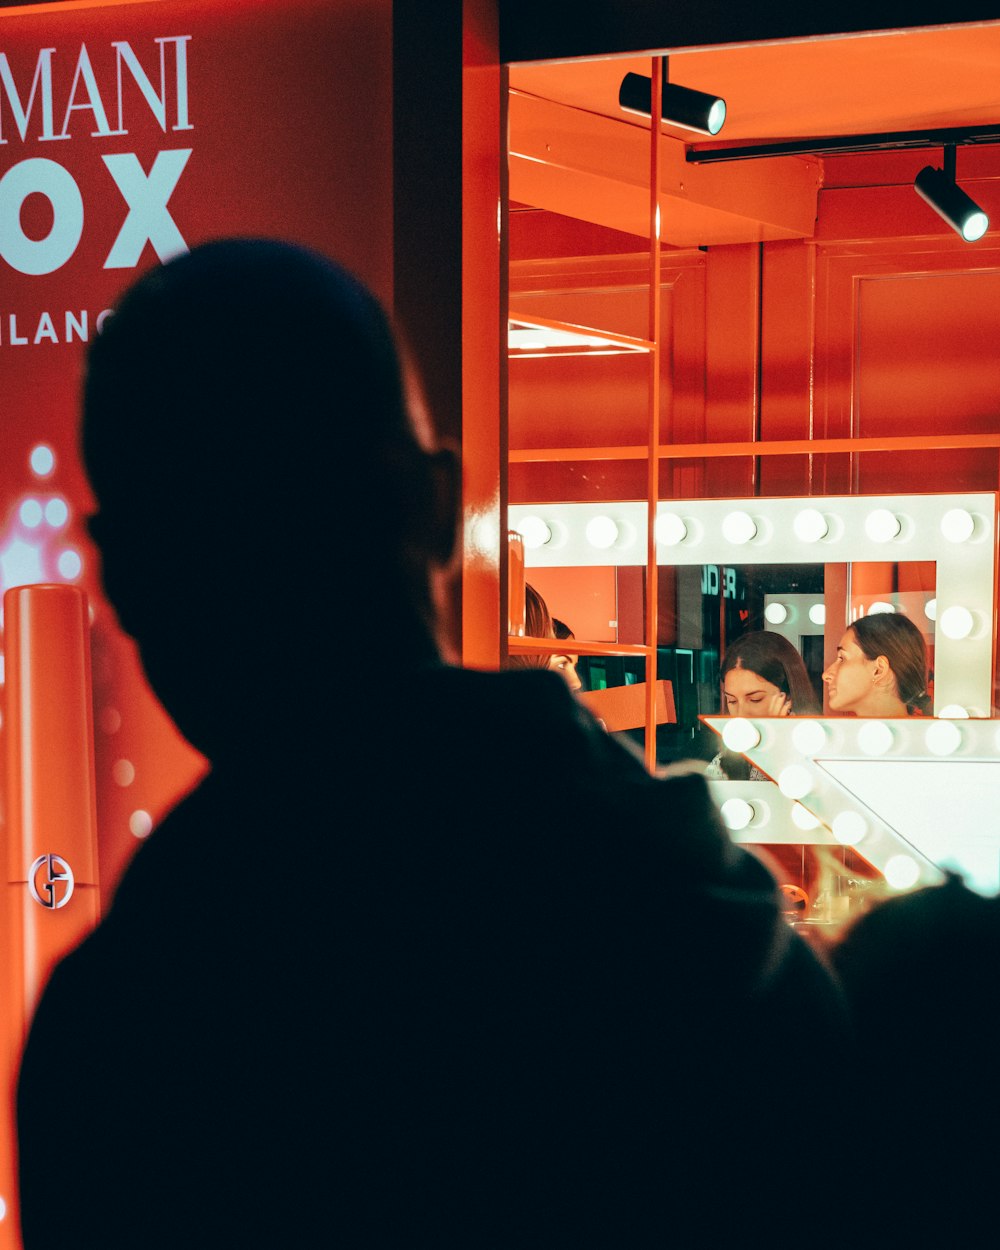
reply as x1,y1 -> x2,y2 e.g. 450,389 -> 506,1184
526,559 -> 936,767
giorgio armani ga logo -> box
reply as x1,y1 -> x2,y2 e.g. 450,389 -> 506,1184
28,853 -> 75,910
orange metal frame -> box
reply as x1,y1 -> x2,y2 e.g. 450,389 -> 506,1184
503,70 -> 1000,766
511,432 -> 1000,462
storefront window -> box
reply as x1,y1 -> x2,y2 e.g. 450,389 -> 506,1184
504,40 -> 1000,918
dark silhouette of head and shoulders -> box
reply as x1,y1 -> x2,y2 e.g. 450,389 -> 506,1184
18,239 -> 852,1249
830,872 -> 1000,1240
81,238 -> 460,764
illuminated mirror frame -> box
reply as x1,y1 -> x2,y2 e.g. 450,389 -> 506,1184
702,716 -> 1000,893
510,492 -> 999,893
510,492 -> 997,714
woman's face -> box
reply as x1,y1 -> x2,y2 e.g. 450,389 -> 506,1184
722,664 -> 790,718
822,629 -> 875,711
549,652 -> 582,693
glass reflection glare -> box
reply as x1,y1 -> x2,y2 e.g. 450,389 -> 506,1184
57,549 -> 82,579
29,445 -> 54,477
44,497 -> 69,528
19,499 -> 43,528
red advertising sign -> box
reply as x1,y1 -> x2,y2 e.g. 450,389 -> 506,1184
1,0 -> 392,898
0,2 -> 392,1240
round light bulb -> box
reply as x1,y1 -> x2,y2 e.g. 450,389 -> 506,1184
764,602 -> 788,625
941,508 -> 975,543
924,598 -> 938,622
808,603 -> 826,626
793,508 -> 829,543
926,720 -> 962,756
722,717 -> 761,753
778,765 -> 812,801
963,210 -> 989,243
865,509 -> 901,542
867,602 -> 896,615
884,855 -> 921,890
585,515 -> 619,550
938,704 -> 970,720
792,720 -> 827,756
655,512 -> 687,546
516,515 -> 551,550
857,721 -> 893,756
721,510 -> 757,545
791,803 -> 821,832
832,811 -> 867,846
707,98 -> 726,136
720,798 -> 755,832
939,606 -> 974,640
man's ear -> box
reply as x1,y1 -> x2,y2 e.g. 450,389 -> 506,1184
425,445 -> 461,567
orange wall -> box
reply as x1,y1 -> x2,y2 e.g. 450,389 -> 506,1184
509,157 -> 1000,708
511,152 -> 1000,498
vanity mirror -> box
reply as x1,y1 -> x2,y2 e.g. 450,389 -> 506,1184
510,491 -> 996,715
511,492 -> 999,893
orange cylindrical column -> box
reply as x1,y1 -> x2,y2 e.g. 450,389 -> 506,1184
1,583 -> 100,1245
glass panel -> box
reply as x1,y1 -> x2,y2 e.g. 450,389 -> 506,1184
509,218 -> 652,345
510,355 -> 650,455
511,491 -> 996,718
511,457 -> 649,505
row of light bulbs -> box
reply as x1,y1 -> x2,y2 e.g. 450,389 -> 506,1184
515,505 -> 983,552
715,709 -> 967,889
722,713 -> 995,762
716,793 -> 923,889
763,597 -> 976,641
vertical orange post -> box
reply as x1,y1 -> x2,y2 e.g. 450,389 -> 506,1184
462,0 -> 504,670
507,531 -> 526,636
1,584 -> 100,1247
643,58 -> 663,771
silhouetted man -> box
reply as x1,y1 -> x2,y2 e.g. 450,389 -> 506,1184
18,240 -> 850,1248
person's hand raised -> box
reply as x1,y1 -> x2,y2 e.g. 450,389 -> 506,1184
767,692 -> 792,717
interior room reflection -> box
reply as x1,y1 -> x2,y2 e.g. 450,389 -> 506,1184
528,559 -> 935,767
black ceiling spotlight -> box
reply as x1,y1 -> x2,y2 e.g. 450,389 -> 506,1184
914,144 -> 989,242
619,60 -> 726,137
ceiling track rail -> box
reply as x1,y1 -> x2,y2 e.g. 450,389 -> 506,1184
687,124 -> 1000,164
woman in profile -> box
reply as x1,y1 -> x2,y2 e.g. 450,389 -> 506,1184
708,630 -> 820,780
508,586 -> 584,694
822,611 -> 929,717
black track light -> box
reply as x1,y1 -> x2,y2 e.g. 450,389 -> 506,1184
618,65 -> 726,137
914,145 -> 989,242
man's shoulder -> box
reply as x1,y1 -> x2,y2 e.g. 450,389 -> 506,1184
416,664 -> 642,764
419,663 -> 592,716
